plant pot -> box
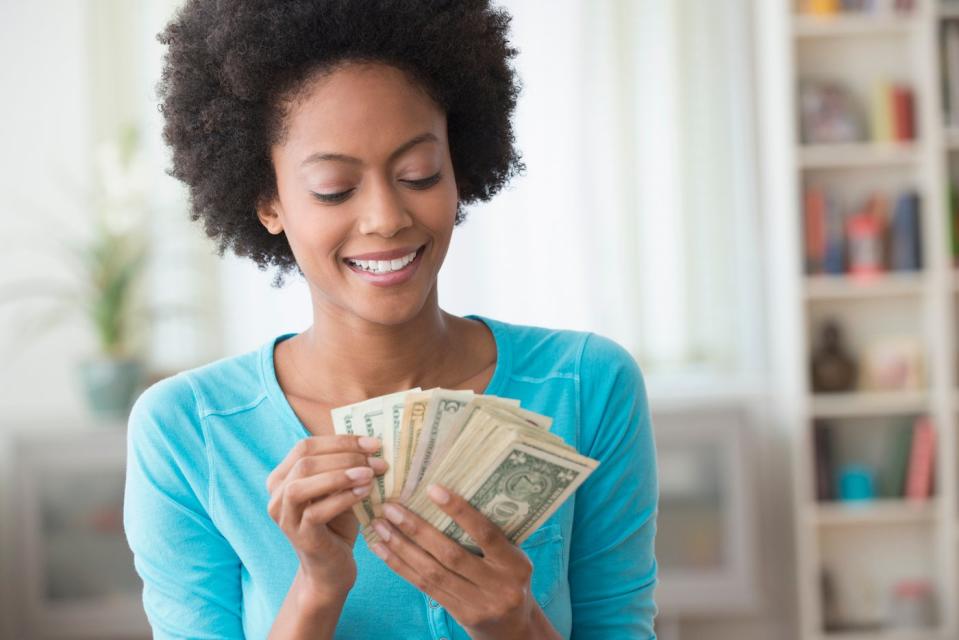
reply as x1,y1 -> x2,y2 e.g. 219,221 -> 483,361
77,357 -> 145,423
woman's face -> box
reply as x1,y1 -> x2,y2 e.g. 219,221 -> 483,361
259,61 -> 459,326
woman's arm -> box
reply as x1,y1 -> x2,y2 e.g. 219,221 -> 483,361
268,566 -> 347,639
569,333 -> 659,639
123,376 -> 246,639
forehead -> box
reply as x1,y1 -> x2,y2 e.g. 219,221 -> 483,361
279,62 -> 447,164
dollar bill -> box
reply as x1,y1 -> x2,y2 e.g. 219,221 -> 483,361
400,389 -> 474,501
389,390 -> 432,501
330,404 -> 374,526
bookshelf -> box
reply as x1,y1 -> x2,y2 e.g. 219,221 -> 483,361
773,0 -> 959,638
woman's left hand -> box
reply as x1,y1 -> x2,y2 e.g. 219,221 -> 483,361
368,484 -> 561,640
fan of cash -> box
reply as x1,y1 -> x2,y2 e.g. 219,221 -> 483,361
331,388 -> 599,554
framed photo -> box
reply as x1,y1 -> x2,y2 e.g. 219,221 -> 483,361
10,425 -> 150,639
858,336 -> 924,391
651,401 -> 760,617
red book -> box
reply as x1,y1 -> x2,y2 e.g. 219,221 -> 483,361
892,86 -> 915,141
905,416 -> 935,500
804,187 -> 826,274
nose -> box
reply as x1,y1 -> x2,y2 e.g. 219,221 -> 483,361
357,175 -> 413,238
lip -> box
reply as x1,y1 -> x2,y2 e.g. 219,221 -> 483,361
343,243 -> 427,288
342,244 -> 424,261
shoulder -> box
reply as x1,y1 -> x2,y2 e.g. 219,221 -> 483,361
132,335 -> 281,428
475,314 -> 642,385
127,335 -> 279,454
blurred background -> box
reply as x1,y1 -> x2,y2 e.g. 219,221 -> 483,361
0,0 -> 956,638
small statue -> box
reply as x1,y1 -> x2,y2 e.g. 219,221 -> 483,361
811,320 -> 857,393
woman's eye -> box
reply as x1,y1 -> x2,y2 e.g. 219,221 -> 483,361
403,172 -> 442,190
310,172 -> 441,205
311,189 -> 354,204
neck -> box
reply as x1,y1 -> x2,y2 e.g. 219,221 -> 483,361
297,285 -> 456,403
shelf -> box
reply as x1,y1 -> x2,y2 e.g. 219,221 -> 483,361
793,14 -> 918,38
798,142 -> 920,169
810,499 -> 938,527
810,390 -> 929,418
818,628 -> 947,640
942,3 -> 959,20
804,273 -> 927,300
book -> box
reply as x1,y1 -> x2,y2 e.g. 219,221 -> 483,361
871,80 -> 893,143
891,85 -> 915,141
945,21 -> 959,127
880,421 -> 914,498
950,182 -> 959,266
905,416 -> 935,500
814,422 -> 834,501
889,190 -> 921,271
824,191 -> 846,274
804,187 -> 827,274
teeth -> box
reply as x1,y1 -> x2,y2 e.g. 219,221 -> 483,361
347,249 -> 418,274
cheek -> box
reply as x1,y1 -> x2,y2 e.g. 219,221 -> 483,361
281,204 -> 350,265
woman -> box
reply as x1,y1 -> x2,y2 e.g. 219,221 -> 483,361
123,1 -> 659,638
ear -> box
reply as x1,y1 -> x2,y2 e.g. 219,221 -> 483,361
256,197 -> 284,235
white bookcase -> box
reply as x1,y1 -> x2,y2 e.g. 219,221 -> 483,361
766,1 -> 959,638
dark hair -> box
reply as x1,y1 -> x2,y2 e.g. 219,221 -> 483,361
156,0 -> 525,286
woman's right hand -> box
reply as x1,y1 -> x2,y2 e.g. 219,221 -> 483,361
266,434 -> 386,601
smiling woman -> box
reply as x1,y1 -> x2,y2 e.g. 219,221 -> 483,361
122,1 -> 659,639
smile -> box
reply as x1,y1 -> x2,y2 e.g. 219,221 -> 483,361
345,249 -> 419,274
341,243 -> 427,287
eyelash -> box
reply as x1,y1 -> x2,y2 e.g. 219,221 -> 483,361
311,172 -> 442,204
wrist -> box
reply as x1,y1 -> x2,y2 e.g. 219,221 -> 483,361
469,601 -> 559,640
293,566 -> 349,614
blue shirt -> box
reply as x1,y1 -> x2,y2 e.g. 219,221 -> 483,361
123,314 -> 659,639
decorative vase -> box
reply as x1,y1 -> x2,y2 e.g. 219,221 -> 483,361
77,356 -> 145,423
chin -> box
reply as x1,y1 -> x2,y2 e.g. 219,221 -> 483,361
351,297 -> 429,327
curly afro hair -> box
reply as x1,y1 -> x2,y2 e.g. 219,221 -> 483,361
155,0 -> 525,286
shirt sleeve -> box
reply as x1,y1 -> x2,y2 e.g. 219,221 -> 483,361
123,374 -> 245,639
569,333 -> 659,639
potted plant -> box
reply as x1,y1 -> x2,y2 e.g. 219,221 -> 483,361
1,123 -> 162,421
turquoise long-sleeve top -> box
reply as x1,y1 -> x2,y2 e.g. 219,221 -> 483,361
123,314 -> 659,639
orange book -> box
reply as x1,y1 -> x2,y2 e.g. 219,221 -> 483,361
804,187 -> 826,274
805,0 -> 840,15
905,416 -> 935,500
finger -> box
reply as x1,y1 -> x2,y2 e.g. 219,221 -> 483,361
379,503 -> 492,585
426,484 -> 514,561
286,452 -> 387,482
369,519 -> 482,607
267,435 -> 381,491
269,467 -> 374,522
299,484 -> 372,528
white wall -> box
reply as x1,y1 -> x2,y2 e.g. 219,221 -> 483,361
0,3 -> 801,639
0,4 -> 94,637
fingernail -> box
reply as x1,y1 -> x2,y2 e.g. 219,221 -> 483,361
368,456 -> 388,472
345,466 -> 374,481
371,542 -> 389,560
383,503 -> 404,525
427,484 -> 450,505
373,520 -> 392,542
352,483 -> 372,496
359,436 -> 381,451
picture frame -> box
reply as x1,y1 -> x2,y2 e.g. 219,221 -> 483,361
651,401 -> 761,617
858,336 -> 925,392
9,425 -> 150,639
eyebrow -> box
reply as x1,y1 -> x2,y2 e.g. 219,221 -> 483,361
300,132 -> 439,167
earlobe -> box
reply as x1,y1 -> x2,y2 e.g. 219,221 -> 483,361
256,200 -> 283,235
